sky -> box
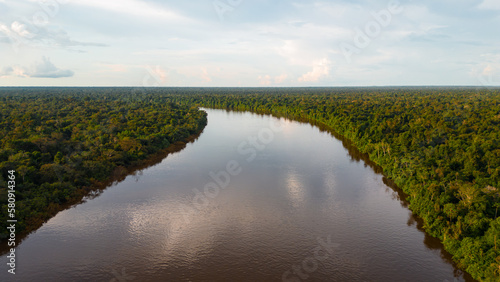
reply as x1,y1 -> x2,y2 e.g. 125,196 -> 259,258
0,0 -> 499,87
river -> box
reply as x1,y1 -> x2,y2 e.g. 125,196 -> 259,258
1,109 -> 474,281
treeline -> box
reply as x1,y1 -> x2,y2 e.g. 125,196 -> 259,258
166,87 -> 499,281
0,88 -> 207,238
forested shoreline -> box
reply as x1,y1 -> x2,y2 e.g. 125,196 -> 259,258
0,87 -> 498,281
0,88 -> 207,240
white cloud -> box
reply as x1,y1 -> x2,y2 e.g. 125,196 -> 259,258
31,57 -> 74,78
471,53 -> 500,85
258,75 -> 271,86
142,65 -> 167,86
0,21 -> 105,51
257,74 -> 289,86
298,58 -> 331,83
1,57 -> 74,78
200,68 -> 211,83
482,65 -> 495,76
275,74 -> 288,84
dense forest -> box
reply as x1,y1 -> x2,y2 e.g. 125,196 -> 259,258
0,87 -> 499,281
0,88 -> 207,239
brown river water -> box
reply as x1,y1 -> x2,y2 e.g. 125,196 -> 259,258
1,109 -> 475,281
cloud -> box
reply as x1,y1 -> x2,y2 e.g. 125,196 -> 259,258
0,66 -> 26,77
1,57 -> 74,78
298,58 -> 331,83
478,0 -> 500,10
30,57 -> 74,78
200,67 -> 211,83
0,66 -> 14,76
258,74 -> 289,86
141,65 -> 167,86
0,21 -> 106,51
258,75 -> 271,86
275,74 -> 288,84
471,53 -> 500,85
68,0 -> 190,22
